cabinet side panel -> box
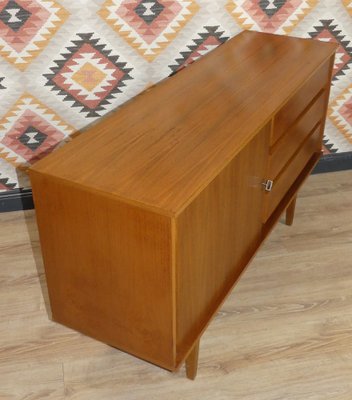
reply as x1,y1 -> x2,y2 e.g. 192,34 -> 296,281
31,173 -> 175,370
175,126 -> 269,363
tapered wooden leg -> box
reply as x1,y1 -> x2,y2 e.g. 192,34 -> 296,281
286,196 -> 297,226
185,339 -> 200,380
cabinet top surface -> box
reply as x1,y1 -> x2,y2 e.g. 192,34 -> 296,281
31,31 -> 336,216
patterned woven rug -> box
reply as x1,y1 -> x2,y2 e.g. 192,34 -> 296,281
0,0 -> 351,212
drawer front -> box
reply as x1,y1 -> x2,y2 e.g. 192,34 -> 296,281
263,124 -> 322,221
271,61 -> 330,145
268,91 -> 325,179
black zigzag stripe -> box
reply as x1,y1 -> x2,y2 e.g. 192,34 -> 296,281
169,26 -> 230,74
0,176 -> 16,190
323,136 -> 339,154
308,19 -> 352,81
44,33 -> 133,118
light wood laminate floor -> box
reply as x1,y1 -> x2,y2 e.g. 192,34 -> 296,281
1,170 -> 352,400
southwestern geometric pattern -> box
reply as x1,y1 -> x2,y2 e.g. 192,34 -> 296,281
0,1 -> 31,32
169,25 -> 230,74
0,93 -> 74,167
44,32 -> 134,118
99,0 -> 199,61
308,19 -> 352,82
0,0 -> 69,70
329,84 -> 352,143
343,0 -> 352,16
0,0 -> 351,193
322,136 -> 338,155
226,0 -> 318,34
0,173 -> 16,190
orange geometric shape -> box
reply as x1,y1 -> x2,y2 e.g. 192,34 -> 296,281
99,0 -> 199,61
72,62 -> 107,92
0,0 -> 69,70
329,84 -> 352,144
226,0 -> 318,35
342,0 -> 352,16
0,93 -> 75,167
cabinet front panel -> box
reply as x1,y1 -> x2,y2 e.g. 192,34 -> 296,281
272,61 -> 330,145
269,91 -> 325,179
175,124 -> 270,364
31,174 -> 175,369
264,124 -> 322,221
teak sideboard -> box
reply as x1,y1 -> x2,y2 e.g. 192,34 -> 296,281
30,31 -> 337,380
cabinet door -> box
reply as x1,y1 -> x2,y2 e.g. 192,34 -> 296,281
175,124 -> 269,364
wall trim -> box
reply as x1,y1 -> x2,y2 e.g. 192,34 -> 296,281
0,188 -> 34,213
1,152 -> 351,213
311,151 -> 352,174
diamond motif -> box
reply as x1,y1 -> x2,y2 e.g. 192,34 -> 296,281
134,0 -> 165,25
99,0 -> 199,61
0,0 -> 31,32
169,25 -> 229,74
0,0 -> 69,70
71,62 -> 107,93
328,84 -> 352,144
308,20 -> 352,82
226,0 -> 317,34
44,33 -> 134,118
0,93 -> 74,166
18,126 -> 47,151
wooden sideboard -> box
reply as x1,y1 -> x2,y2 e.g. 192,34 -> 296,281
30,31 -> 337,380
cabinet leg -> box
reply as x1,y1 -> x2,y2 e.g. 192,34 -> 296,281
286,196 -> 297,226
185,339 -> 200,380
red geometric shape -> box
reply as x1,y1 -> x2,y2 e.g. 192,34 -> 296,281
0,0 -> 69,70
169,25 -> 229,74
315,30 -> 351,77
0,0 -> 50,52
242,0 -> 305,32
309,20 -> 352,81
338,95 -> 352,126
51,43 -> 126,110
0,109 -> 65,164
116,0 -> 182,44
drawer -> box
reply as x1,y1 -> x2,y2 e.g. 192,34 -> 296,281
263,124 -> 322,222
271,61 -> 330,145
268,91 -> 325,179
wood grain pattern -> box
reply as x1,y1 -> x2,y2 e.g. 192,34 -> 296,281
175,125 -> 269,364
28,32 -> 337,378
30,171 -> 175,370
285,196 -> 297,226
262,152 -> 321,239
30,31 -> 337,216
185,340 -> 200,380
268,91 -> 325,179
271,60 -> 331,145
264,125 -> 322,221
1,170 -> 352,398
318,55 -> 337,143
